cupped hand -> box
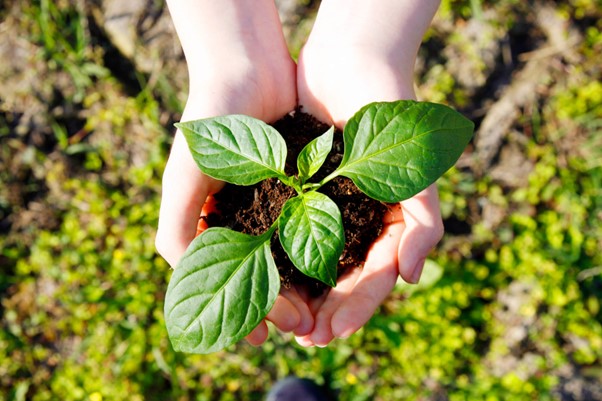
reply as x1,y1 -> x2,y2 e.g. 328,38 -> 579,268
294,34 -> 443,346
157,0 -> 315,344
295,186 -> 443,346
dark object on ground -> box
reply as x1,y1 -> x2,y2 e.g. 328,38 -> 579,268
266,376 -> 336,401
206,110 -> 389,294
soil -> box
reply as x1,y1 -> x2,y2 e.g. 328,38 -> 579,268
205,110 -> 391,294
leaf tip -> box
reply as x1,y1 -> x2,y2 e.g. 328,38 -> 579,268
325,276 -> 337,288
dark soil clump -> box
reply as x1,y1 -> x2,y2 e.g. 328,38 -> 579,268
206,110 -> 390,294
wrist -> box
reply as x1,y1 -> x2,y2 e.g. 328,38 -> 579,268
184,56 -> 296,123
306,0 -> 439,74
301,42 -> 417,86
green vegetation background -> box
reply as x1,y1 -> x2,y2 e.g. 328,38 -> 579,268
0,0 -> 600,400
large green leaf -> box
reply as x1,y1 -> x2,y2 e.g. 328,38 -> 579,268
297,126 -> 334,183
176,115 -> 288,185
278,192 -> 344,287
164,227 -> 279,354
337,101 -> 474,202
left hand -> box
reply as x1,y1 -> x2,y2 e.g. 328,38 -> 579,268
295,186 -> 443,346
294,8 -> 443,344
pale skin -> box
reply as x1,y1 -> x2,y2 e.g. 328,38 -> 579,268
157,0 -> 442,347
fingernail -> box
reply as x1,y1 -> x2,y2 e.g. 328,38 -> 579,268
295,336 -> 315,348
409,258 -> 426,284
334,328 -> 354,339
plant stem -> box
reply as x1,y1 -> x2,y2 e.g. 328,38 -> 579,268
316,169 -> 342,188
302,183 -> 322,192
266,218 -> 279,238
279,175 -> 302,193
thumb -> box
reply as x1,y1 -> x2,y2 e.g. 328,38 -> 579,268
155,132 -> 219,267
397,185 -> 444,283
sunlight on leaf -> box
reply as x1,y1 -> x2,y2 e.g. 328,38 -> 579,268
176,115 -> 288,185
164,227 -> 279,354
297,126 -> 334,183
278,192 -> 344,287
337,101 -> 474,202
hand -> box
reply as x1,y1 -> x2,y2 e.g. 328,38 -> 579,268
156,0 -> 314,342
294,0 -> 442,346
295,186 -> 443,346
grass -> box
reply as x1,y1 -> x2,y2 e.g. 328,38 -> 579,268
0,0 -> 600,400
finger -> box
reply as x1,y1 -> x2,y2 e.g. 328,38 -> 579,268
280,287 -> 315,336
307,267 -> 362,346
293,286 -> 330,347
294,335 -> 316,348
155,132 -> 209,267
310,286 -> 333,312
196,195 -> 219,236
246,321 -> 269,346
249,289 -> 313,346
266,295 -> 301,333
397,184 -> 443,284
331,220 -> 405,338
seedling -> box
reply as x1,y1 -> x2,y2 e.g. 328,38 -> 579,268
164,100 -> 474,353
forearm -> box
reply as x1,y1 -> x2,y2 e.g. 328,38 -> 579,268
307,0 -> 440,78
165,0 -> 296,122
166,0 -> 289,89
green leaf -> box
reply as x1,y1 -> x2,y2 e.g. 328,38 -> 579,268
164,227 -> 279,354
278,192 -> 344,287
176,115 -> 288,185
297,126 -> 334,182
337,100 -> 474,202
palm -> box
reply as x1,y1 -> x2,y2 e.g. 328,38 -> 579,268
297,45 -> 417,129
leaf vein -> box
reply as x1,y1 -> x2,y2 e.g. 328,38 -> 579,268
179,239 -> 268,336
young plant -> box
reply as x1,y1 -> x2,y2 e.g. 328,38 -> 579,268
164,100 -> 474,354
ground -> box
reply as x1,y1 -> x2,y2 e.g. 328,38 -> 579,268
0,0 -> 601,400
